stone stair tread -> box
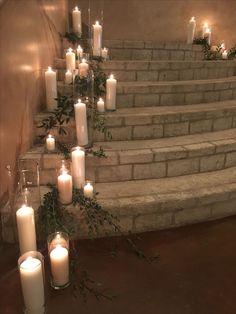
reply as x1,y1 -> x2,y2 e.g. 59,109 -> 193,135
95,128 -> 236,151
117,76 -> 236,87
95,167 -> 236,201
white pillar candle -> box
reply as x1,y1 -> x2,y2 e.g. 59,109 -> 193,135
97,97 -> 105,113
78,58 -> 89,77
101,47 -> 108,60
187,17 -> 196,44
77,45 -> 83,61
84,182 -> 94,198
45,66 -> 57,111
57,167 -> 72,205
106,74 -> 117,110
72,6 -> 82,35
19,257 -> 45,313
202,22 -> 208,38
50,245 -> 69,287
222,50 -> 228,59
93,21 -> 102,56
71,147 -> 85,188
66,48 -> 76,72
65,69 -> 73,85
74,99 -> 88,146
204,27 -> 211,45
16,205 -> 37,255
46,134 -> 55,151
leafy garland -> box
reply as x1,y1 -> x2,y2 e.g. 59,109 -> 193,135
193,37 -> 236,60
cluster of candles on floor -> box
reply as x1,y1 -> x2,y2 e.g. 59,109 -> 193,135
187,17 -> 228,59
16,150 -> 93,313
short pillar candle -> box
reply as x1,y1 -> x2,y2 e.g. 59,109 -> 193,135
66,48 -> 76,72
83,181 -> 94,198
106,74 -> 117,111
97,97 -> 105,113
65,69 -> 73,85
57,161 -> 72,205
93,21 -> 102,56
46,134 -> 55,152
101,47 -> 108,60
222,50 -> 228,59
45,66 -> 57,111
78,58 -> 89,77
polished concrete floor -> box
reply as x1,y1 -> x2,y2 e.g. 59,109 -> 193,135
1,217 -> 236,314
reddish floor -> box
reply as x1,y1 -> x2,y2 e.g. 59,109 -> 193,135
1,217 -> 236,314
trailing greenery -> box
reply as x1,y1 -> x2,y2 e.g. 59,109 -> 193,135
64,32 -> 82,45
228,45 -> 236,60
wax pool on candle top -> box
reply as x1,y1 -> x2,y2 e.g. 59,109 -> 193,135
45,66 -> 57,111
106,74 -> 117,111
72,6 -> 82,34
46,134 -> 55,151
16,205 -> 37,255
19,257 -> 45,313
93,21 -> 102,56
74,99 -> 88,146
50,245 -> 69,287
71,147 -> 85,188
66,48 -> 76,72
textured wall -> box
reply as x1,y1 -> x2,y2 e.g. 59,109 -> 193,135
0,0 -> 68,204
70,0 -> 236,47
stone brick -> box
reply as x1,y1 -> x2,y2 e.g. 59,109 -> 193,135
200,154 -> 225,172
152,50 -> 170,60
134,212 -> 173,232
190,120 -> 212,134
193,68 -> 208,80
149,61 -> 170,70
213,139 -> 236,153
118,195 -> 158,215
119,149 -> 153,164
170,51 -> 184,60
212,199 -> 236,218
123,40 -> 144,48
111,49 -> 132,60
126,61 -> 149,70
134,94 -> 159,106
114,70 -> 136,81
184,51 -> 195,60
220,89 -> 233,101
106,115 -> 124,127
42,154 -> 61,169
164,122 -> 189,137
91,152 -> 119,166
133,162 -> 166,179
133,125 -> 163,139
153,146 -> 187,162
203,91 -> 220,103
185,142 -> 215,157
225,152 -> 236,167
160,93 -> 185,105
171,61 -> 190,70
123,85 -> 149,94
116,95 -> 134,108
103,39 -> 123,48
124,115 -> 152,126
153,113 -> 181,124
40,169 -> 56,185
185,92 -> 203,104
174,206 -> 211,225
213,117 -> 233,131
159,71 -> 179,81
179,69 -> 193,80
109,126 -> 132,141
215,82 -> 230,90
101,61 -> 125,70
132,49 -> 152,60
167,158 -> 199,176
96,165 -> 132,182
145,42 -> 165,49
137,71 -> 157,81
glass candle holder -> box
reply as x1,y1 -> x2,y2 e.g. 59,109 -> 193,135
47,232 -> 70,290
83,180 -> 94,198
18,251 -> 45,314
57,160 -> 73,205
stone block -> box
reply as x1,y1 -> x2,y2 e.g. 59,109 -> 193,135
133,124 -> 163,139
212,199 -> 236,218
153,113 -> 181,124
213,117 -> 233,131
40,169 -> 56,185
106,115 -> 124,127
171,61 -> 190,70
132,49 -> 152,60
184,51 -> 195,60
134,212 -> 173,232
203,91 -> 220,103
114,70 -> 136,81
174,206 -> 211,225
220,89 -> 233,101
215,82 -> 230,90
116,95 -> 134,108
167,158 -> 199,176
185,142 -> 215,157
92,152 -> 119,166
159,71 -> 179,81
193,68 -> 208,80
137,71 -> 158,81
118,195 -> 158,215
225,152 -> 236,167
213,139 -> 236,153
109,126 -> 132,141
123,85 -> 149,94
103,39 -> 123,48
190,119 -> 212,134
134,94 -> 159,106
42,154 -> 61,169
126,61 -> 149,70
96,165 -> 132,182
179,69 -> 194,80
170,51 -> 184,60
119,149 -> 153,164
145,42 -> 165,49
164,122 -> 189,137
152,50 -> 170,60
160,93 -> 185,105
153,146 -> 187,162
111,49 -> 132,60
123,40 -> 144,48
124,115 -> 152,126
101,61 -> 125,70
133,162 -> 166,179
200,154 -> 225,172
185,92 -> 203,104
149,61 -> 170,70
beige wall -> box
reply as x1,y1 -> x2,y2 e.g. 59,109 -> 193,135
70,0 -> 236,47
0,0 -> 68,204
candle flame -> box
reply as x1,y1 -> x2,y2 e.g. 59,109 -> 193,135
78,99 -> 81,103
48,66 -> 52,71
191,17 -> 195,21
74,6 -> 79,11
66,69 -> 72,74
82,58 -> 86,63
205,27 -> 211,33
77,45 -> 82,50
68,48 -> 73,53
99,97 -> 103,101
110,74 -> 114,79
95,21 -> 99,25
203,22 -> 208,27
48,134 -> 52,138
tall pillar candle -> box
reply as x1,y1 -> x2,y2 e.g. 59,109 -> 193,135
19,253 -> 45,314
45,66 -> 57,111
16,205 -> 37,255
106,74 -> 117,110
78,59 -> 89,77
66,48 -> 76,72
187,17 -> 196,44
71,147 -> 85,188
65,70 -> 73,85
57,166 -> 72,205
93,21 -> 102,56
74,99 -> 88,146
72,7 -> 82,35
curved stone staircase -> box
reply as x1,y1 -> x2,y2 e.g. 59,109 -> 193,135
21,39 -> 236,238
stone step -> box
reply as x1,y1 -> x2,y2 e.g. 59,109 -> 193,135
21,167 -> 236,238
56,59 -> 236,82
22,128 -> 236,184
35,100 -> 236,142
62,39 -> 204,61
